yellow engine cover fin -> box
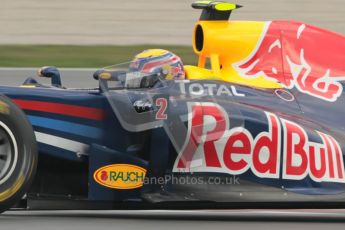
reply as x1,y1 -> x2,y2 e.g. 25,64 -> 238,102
184,65 -> 222,81
192,1 -> 242,21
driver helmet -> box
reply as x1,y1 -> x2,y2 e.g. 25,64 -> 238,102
129,49 -> 185,80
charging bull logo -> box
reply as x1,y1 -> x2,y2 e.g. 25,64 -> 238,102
173,102 -> 345,183
234,21 -> 345,102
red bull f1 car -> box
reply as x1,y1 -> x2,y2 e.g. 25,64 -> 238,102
1,1 -> 345,212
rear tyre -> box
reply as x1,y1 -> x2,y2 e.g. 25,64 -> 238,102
0,96 -> 37,213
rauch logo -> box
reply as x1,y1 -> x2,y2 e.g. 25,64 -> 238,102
94,164 -> 146,189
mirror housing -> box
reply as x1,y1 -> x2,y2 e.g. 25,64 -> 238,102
37,66 -> 62,87
93,69 -> 127,81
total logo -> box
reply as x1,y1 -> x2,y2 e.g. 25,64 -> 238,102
94,164 -> 146,189
173,102 -> 345,183
177,80 -> 246,97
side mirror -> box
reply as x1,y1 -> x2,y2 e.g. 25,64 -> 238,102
37,66 -> 62,87
93,69 -> 127,92
93,69 -> 126,81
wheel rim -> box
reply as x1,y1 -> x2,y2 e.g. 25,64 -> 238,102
0,122 -> 18,185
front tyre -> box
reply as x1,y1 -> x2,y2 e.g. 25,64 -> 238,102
0,96 -> 37,213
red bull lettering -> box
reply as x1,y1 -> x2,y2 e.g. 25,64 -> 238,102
173,102 -> 345,183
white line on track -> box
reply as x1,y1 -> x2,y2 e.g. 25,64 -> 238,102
0,67 -> 97,71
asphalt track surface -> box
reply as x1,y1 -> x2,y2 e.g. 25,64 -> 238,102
1,68 -> 345,229
0,67 -> 97,88
2,0 -> 345,45
2,209 -> 345,230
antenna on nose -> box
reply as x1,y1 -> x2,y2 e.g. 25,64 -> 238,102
192,1 -> 242,21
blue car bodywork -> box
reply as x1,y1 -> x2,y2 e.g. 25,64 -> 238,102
0,75 -> 344,207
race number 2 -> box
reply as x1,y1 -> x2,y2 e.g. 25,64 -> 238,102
155,98 -> 168,120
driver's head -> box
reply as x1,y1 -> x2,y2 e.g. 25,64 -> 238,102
129,49 -> 185,80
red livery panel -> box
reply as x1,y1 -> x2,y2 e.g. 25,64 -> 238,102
13,99 -> 105,121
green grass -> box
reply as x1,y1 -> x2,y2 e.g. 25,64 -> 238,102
0,45 -> 197,68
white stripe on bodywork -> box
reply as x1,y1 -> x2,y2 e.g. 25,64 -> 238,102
34,131 -> 89,155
